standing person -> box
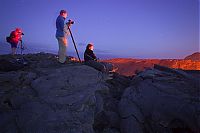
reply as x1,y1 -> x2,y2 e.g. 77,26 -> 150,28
8,28 -> 24,55
56,10 -> 72,63
84,43 -> 117,72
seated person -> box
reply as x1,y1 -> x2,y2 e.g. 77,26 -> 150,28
84,43 -> 117,73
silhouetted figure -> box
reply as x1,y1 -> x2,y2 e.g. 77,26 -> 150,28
84,43 -> 117,73
56,10 -> 72,63
84,44 -> 97,62
8,28 -> 24,55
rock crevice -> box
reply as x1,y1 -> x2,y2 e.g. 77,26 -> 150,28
0,53 -> 199,133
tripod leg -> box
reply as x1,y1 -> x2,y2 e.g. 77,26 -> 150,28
67,26 -> 81,62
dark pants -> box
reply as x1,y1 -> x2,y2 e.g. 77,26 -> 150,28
85,60 -> 114,72
10,43 -> 17,48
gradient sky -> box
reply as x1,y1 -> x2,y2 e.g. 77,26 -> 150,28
0,0 -> 199,59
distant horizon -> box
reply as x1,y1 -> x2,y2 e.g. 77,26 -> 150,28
0,41 -> 197,60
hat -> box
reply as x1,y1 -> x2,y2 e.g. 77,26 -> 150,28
15,28 -> 22,33
15,28 -> 24,35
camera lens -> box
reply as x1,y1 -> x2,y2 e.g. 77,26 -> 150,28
68,19 -> 74,24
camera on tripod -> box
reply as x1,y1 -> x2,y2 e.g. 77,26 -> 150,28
66,19 -> 74,25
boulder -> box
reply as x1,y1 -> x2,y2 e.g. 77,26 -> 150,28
119,65 -> 200,133
93,73 -> 132,132
1,53 -> 199,133
0,62 -> 109,133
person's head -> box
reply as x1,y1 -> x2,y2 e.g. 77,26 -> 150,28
86,43 -> 94,51
15,28 -> 22,33
15,28 -> 24,35
60,10 -> 67,19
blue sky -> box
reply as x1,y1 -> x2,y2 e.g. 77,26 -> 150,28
0,0 -> 199,59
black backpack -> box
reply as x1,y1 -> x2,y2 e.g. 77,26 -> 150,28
6,36 -> 11,43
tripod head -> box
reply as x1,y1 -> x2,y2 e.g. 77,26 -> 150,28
66,19 -> 74,25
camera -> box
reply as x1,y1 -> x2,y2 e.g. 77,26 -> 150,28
67,19 -> 74,25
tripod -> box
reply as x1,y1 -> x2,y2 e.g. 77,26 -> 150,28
19,40 -> 25,55
67,25 -> 81,63
16,40 -> 28,65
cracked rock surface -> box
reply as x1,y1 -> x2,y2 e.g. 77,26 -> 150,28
0,53 -> 109,133
0,53 -> 199,133
118,65 -> 200,133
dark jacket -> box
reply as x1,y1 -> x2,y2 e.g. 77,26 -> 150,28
84,49 -> 97,62
56,15 -> 65,37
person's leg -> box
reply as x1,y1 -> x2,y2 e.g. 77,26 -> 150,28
57,37 -> 67,63
85,61 -> 115,80
85,60 -> 106,72
100,62 -> 115,72
11,48 -> 16,55
11,43 -> 17,55
100,62 -> 118,80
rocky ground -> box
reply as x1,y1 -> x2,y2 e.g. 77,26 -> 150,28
0,53 -> 199,133
185,52 -> 200,61
104,54 -> 200,76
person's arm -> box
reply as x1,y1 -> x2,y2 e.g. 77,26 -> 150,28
84,50 -> 97,61
60,18 -> 65,33
64,24 -> 70,36
91,51 -> 98,61
58,17 -> 67,36
85,53 -> 94,60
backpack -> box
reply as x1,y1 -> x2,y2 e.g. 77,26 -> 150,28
6,36 -> 11,43
6,31 -> 16,43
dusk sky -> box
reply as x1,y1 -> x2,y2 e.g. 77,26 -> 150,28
0,0 -> 199,59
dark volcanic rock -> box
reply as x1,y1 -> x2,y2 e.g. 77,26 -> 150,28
93,73 -> 132,132
118,65 -> 200,133
0,53 -> 110,133
0,58 -> 25,72
0,53 -> 199,133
